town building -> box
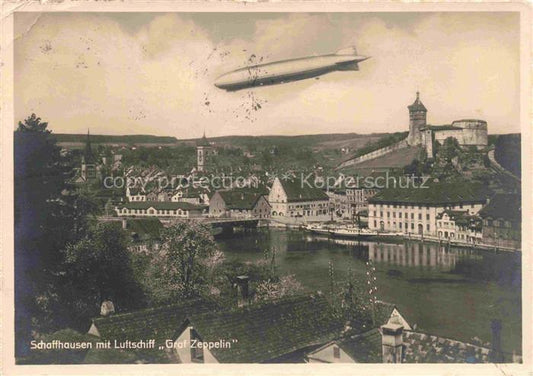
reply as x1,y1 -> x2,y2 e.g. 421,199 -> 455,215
80,130 -> 98,182
171,294 -> 342,363
126,187 -> 146,202
268,177 -> 330,221
435,210 -> 482,243
346,187 -> 377,215
326,189 -> 351,220
478,193 -> 521,249
115,201 -> 207,218
209,190 -> 271,218
196,132 -> 214,173
367,182 -> 489,236
306,324 -> 495,363
88,294 -> 343,363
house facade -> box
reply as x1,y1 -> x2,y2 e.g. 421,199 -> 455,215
115,201 -> 206,218
479,194 -> 521,249
435,210 -> 482,243
368,182 -> 488,236
209,190 -> 270,218
268,177 -> 330,221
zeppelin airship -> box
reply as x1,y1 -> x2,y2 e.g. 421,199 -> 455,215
214,46 -> 369,91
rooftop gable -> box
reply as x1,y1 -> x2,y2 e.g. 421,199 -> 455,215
184,294 -> 343,363
278,178 -> 329,203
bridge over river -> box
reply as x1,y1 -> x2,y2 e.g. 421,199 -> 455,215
97,216 -> 261,235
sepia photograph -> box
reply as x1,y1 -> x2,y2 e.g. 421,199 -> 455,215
2,4 -> 531,374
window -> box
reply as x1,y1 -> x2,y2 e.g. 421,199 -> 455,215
387,212 -> 390,218
399,222 -> 402,229
427,224 -> 430,231
399,212 -> 402,218
333,346 -> 340,359
426,214 -> 430,220
393,212 -> 396,218
411,223 -> 414,230
418,213 -> 422,220
411,213 -> 414,219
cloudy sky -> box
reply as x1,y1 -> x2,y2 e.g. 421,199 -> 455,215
14,12 -> 520,138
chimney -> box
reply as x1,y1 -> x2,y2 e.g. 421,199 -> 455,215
236,275 -> 250,307
381,323 -> 404,363
100,301 -> 115,317
490,319 -> 504,362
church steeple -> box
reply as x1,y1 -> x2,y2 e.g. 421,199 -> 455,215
84,129 -> 96,164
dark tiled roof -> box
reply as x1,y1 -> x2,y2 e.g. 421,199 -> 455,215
368,181 -> 490,205
334,329 -> 491,363
337,328 -> 382,362
119,201 -> 206,211
217,190 -> 263,210
92,298 -> 219,342
279,178 -> 329,203
478,193 -> 521,223
186,294 -> 343,363
407,93 -> 427,112
402,331 -> 490,363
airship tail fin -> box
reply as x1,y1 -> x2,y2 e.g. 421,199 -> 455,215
335,46 -> 358,56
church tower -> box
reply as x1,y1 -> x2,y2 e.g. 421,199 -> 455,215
196,131 -> 211,173
407,91 -> 427,146
81,129 -> 97,181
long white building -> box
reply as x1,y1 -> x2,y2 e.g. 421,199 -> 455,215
368,182 -> 489,237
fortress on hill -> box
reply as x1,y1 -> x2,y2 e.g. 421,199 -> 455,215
337,92 -> 488,170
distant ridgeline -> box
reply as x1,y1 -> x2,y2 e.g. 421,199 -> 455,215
53,134 -> 178,145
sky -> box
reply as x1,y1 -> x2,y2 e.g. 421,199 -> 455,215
14,12 -> 520,138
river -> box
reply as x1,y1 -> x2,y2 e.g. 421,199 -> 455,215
217,228 -> 522,356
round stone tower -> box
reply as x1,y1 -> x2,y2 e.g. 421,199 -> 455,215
407,92 -> 427,146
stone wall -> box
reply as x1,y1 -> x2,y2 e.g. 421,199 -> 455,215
338,139 -> 409,169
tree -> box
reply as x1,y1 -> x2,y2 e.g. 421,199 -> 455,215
439,137 -> 461,162
14,114 -> 70,355
145,221 -> 220,304
44,223 -> 147,332
330,262 -> 379,335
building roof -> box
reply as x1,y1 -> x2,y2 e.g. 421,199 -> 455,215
407,92 -> 427,112
216,190 -> 265,210
368,181 -> 490,206
337,328 -> 383,362
277,178 -> 329,203
478,193 -> 521,223
197,132 -> 211,147
118,201 -> 207,211
425,125 -> 462,131
91,298 -> 219,342
184,294 -> 344,363
402,331 -> 491,363
332,329 -> 491,363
